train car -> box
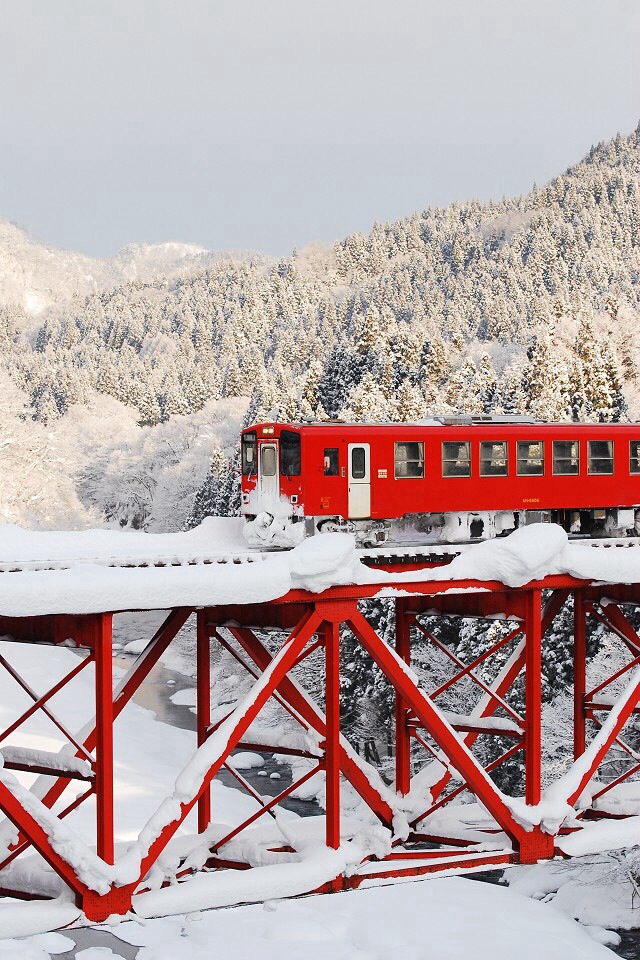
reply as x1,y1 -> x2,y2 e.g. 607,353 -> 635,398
240,418 -> 640,547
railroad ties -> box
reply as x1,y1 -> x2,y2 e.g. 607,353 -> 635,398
0,543 -> 639,922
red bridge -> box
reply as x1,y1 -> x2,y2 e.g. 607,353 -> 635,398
0,527 -> 639,924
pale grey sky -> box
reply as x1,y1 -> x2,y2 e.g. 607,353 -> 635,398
0,0 -> 637,257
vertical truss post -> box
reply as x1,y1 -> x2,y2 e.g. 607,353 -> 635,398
324,618 -> 341,850
395,599 -> 411,796
525,589 -> 542,806
521,588 -> 554,863
197,610 -> 211,833
573,589 -> 587,760
95,613 -> 114,865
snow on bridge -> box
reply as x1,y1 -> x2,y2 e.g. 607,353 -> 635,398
0,518 -> 639,616
0,521 -> 639,934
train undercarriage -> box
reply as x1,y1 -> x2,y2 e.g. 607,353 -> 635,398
246,505 -> 640,549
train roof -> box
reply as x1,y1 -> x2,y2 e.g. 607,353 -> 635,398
244,416 -> 640,431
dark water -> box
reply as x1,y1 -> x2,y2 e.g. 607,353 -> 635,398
614,931 -> 640,959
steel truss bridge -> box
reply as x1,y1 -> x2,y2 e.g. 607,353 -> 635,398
0,558 -> 639,923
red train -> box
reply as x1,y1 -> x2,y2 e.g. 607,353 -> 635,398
240,418 -> 640,547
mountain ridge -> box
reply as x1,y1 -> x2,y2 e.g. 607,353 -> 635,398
0,219 -> 269,318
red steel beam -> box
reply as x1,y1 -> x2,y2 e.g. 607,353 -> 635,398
428,622 -> 524,700
324,620 -> 340,849
0,779 -> 91,900
423,588 -> 568,806
0,608 -> 193,869
196,610 -> 211,833
573,590 -> 587,760
95,613 -> 114,865
346,607 -> 526,844
0,655 -> 92,746
524,590 -> 542,806
395,598 -> 412,796
565,667 -> 640,808
134,609 -> 325,886
588,603 -> 640,656
215,764 -> 323,850
276,575 -> 582,607
414,621 -> 523,726
225,625 -> 396,827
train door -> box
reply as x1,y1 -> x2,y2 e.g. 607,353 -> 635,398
348,443 -> 371,518
259,442 -> 279,502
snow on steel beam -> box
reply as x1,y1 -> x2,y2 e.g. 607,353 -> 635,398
125,609 -> 325,891
0,773 -> 105,900
277,574 -> 584,607
224,623 -> 399,828
414,588 -> 569,812
346,608 -> 527,845
0,609 -> 192,875
525,662 -> 640,832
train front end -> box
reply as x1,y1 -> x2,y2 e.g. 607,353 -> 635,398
241,424 -> 306,547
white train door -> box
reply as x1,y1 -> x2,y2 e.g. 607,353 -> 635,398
259,442 -> 279,502
348,443 -> 371,519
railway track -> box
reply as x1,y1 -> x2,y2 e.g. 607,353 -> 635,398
0,550 -> 267,574
1,535 -> 639,575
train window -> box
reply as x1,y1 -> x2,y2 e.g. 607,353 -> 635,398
553,440 -> 580,475
442,441 -> 471,477
395,441 -> 424,478
280,429 -> 301,476
242,431 -> 257,476
517,441 -> 544,476
588,440 -> 614,475
261,444 -> 277,477
480,441 -> 508,477
324,448 -> 339,476
631,441 -> 640,474
351,447 -> 366,480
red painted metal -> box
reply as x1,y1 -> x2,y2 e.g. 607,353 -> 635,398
325,620 -> 341,849
0,571 -> 640,919
394,597 -> 411,796
222,624 -> 395,826
241,421 -> 640,524
196,610 -> 212,833
573,589 -> 587,760
525,590 -> 542,806
95,614 -> 114,865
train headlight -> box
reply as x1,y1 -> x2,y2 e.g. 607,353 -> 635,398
262,426 -> 275,435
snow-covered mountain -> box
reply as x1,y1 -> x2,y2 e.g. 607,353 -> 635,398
0,220 -> 263,318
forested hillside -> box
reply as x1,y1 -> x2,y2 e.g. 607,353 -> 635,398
1,123 -> 639,529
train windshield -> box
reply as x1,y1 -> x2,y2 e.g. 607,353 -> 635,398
280,430 -> 301,476
242,432 -> 258,476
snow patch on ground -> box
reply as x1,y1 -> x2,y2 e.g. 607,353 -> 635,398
116,877 -> 612,959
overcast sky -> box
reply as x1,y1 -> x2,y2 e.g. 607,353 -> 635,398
0,0 -> 637,258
